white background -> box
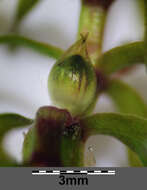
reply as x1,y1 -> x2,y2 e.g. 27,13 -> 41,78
0,0 -> 146,166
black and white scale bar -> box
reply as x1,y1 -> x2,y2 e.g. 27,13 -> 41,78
32,170 -> 115,176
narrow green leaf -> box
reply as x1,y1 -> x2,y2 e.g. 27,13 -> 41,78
144,0 -> 147,65
13,0 -> 40,28
106,79 -> 147,166
96,42 -> 144,75
107,79 -> 147,117
0,113 -> 33,137
0,113 -> 33,166
80,113 -> 147,166
0,35 -> 63,59
136,0 -> 144,20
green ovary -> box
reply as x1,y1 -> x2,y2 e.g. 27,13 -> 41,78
48,55 -> 97,117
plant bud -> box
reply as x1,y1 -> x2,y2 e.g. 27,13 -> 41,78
48,35 -> 97,117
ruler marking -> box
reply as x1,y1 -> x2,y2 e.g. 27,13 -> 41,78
32,170 -> 116,176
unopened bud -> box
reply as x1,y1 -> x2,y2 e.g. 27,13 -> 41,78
48,35 -> 97,117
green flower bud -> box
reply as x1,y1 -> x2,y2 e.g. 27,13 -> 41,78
48,35 -> 97,117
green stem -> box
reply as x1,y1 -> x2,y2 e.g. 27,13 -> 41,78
60,134 -> 85,167
22,106 -> 85,166
77,0 -> 112,64
0,35 -> 63,59
23,126 -> 85,167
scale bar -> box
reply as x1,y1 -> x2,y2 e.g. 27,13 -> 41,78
32,170 -> 116,176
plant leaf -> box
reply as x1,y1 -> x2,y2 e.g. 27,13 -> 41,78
107,79 -> 147,117
0,113 -> 33,137
13,0 -> 40,28
0,113 -> 33,166
144,0 -> 147,65
106,79 -> 147,166
96,42 -> 144,75
80,113 -> 147,166
0,35 -> 63,59
136,0 -> 144,20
